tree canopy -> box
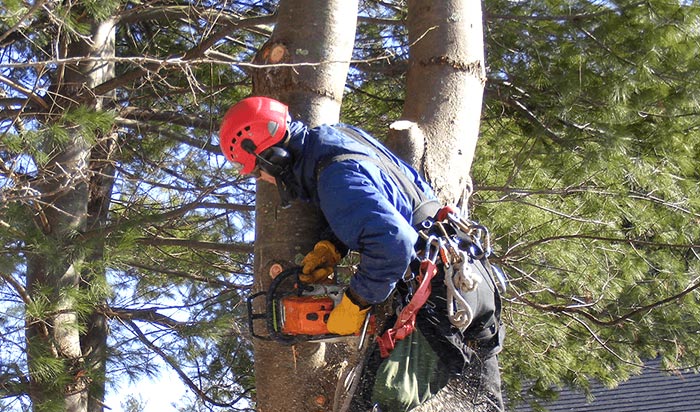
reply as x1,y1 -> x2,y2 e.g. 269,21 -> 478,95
1,0 -> 699,411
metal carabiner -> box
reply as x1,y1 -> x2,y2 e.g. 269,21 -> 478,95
471,224 -> 492,257
422,235 -> 441,263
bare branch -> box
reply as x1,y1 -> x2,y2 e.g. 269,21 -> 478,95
0,75 -> 49,110
563,313 -> 641,366
120,318 -> 248,408
136,236 -> 254,255
118,107 -> 212,130
0,271 -> 31,306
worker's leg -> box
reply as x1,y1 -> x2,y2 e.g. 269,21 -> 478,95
466,353 -> 504,412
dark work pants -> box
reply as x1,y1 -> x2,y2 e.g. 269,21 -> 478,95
462,353 -> 504,412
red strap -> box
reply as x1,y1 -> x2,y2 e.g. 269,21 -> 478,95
435,205 -> 456,222
376,259 -> 439,358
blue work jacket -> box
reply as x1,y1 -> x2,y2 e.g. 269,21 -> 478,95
283,121 -> 437,304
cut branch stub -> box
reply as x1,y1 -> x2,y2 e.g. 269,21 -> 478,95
252,42 -> 295,94
264,43 -> 289,63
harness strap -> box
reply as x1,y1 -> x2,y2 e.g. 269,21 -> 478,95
376,258 -> 439,358
315,126 -> 439,219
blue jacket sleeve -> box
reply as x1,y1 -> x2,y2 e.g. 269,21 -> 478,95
317,160 -> 418,304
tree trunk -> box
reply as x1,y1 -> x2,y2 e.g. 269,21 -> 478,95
391,0 -> 490,410
387,0 -> 486,209
25,17 -> 116,412
249,1 -> 358,411
80,131 -> 118,412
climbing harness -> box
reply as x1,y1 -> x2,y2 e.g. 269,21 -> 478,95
445,249 -> 480,329
376,206 -> 507,358
376,236 -> 441,357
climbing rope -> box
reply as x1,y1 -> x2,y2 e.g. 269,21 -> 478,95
444,249 -> 481,329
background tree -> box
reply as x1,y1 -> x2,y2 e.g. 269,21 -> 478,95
478,1 -> 700,407
1,1 -> 270,411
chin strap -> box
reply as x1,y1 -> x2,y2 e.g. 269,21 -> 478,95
274,169 -> 298,208
276,182 -> 293,208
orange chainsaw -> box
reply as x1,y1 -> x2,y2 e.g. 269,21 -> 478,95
246,266 -> 373,345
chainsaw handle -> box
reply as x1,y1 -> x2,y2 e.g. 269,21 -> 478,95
246,290 -> 272,341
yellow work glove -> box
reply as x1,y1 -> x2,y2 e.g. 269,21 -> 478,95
327,292 -> 371,335
300,240 -> 341,283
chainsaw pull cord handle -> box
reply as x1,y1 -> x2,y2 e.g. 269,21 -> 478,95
376,236 -> 442,358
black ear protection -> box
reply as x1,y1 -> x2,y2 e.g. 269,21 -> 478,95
241,138 -> 292,177
241,138 -> 296,208
257,146 -> 292,176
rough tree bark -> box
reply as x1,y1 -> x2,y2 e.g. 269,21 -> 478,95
387,0 -> 486,210
249,1 -> 359,411
25,18 -> 116,412
387,1 -> 490,410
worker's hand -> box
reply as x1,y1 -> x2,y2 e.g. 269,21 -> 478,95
327,292 -> 371,335
300,240 -> 341,283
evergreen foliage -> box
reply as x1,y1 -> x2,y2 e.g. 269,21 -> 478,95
474,0 -> 700,408
1,0 -> 699,411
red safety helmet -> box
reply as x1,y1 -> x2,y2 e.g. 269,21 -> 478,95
219,96 -> 289,174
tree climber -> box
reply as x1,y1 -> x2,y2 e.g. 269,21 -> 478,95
219,96 -> 505,412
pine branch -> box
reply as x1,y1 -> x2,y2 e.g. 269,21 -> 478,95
0,271 -> 51,340
513,233 -> 700,256
0,363 -> 29,399
79,199 -> 254,242
484,84 -> 565,144
485,10 -> 613,23
103,306 -> 191,329
484,2 -> 646,22
0,0 -> 47,45
477,185 -> 700,219
517,278 -> 700,327
124,261 -> 250,289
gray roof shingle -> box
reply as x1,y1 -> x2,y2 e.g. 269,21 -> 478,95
511,359 -> 700,412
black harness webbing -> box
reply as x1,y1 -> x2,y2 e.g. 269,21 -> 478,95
315,126 -> 441,223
